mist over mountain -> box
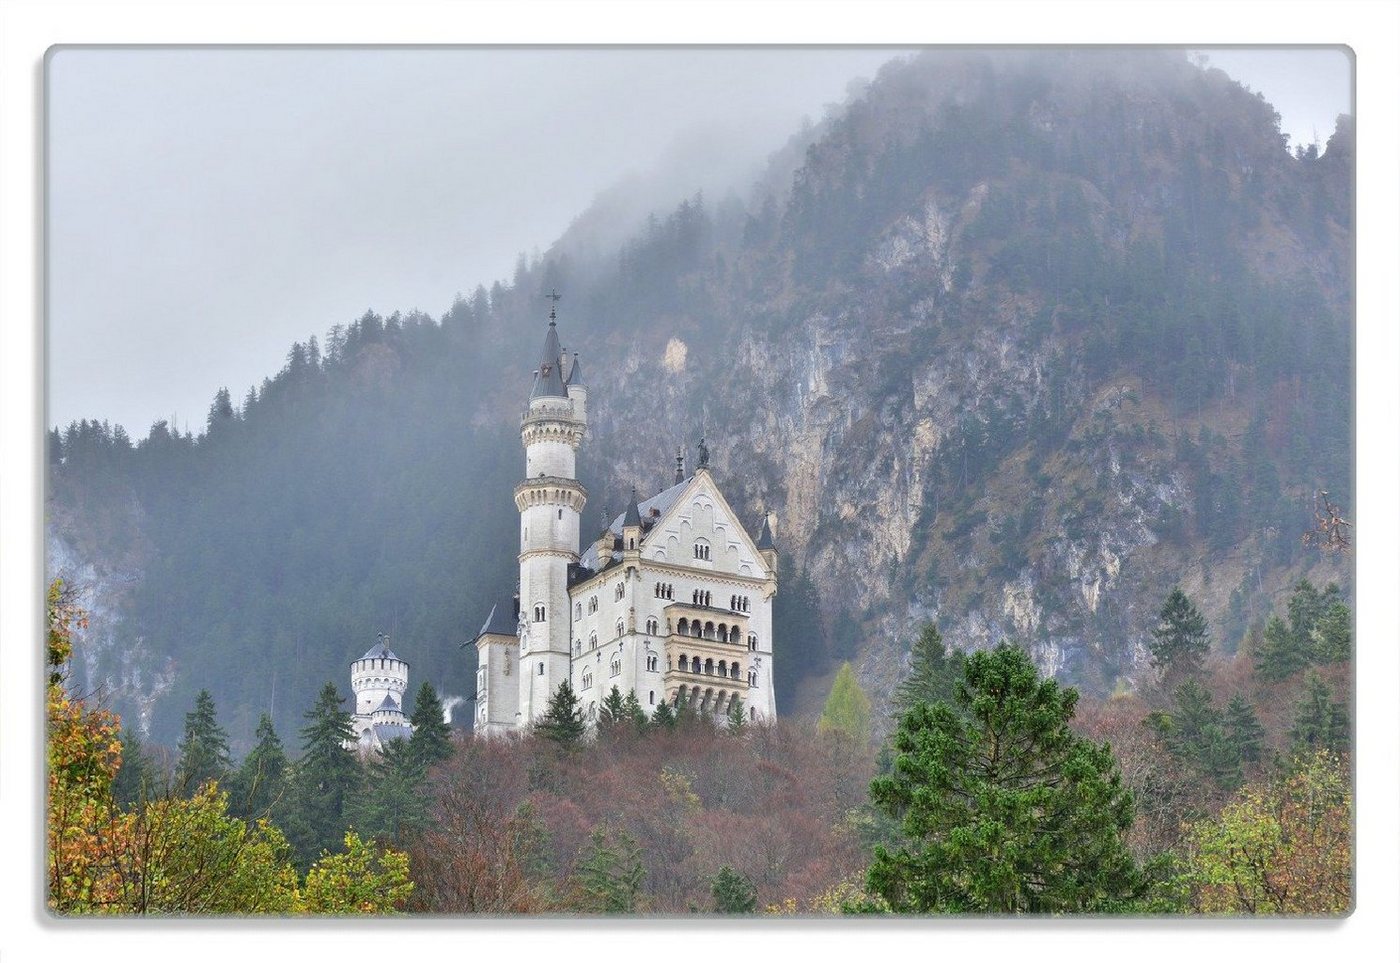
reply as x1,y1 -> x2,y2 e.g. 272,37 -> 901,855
48,49 -> 1351,751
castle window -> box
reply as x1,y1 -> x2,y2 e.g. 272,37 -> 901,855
582,669 -> 592,689
610,659 -> 621,677
588,597 -> 598,614
748,669 -> 757,687
538,662 -> 545,676
694,540 -> 710,561
575,602 -> 581,620
615,618 -> 624,638
649,691 -> 655,705
748,633 -> 757,651
589,632 -> 597,651
646,655 -> 658,672
750,707 -> 756,720
558,508 -> 562,520
533,604 -> 545,623
646,617 -> 658,635
614,583 -> 625,602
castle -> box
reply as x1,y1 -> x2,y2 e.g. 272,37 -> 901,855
348,632 -> 414,751
471,309 -> 778,735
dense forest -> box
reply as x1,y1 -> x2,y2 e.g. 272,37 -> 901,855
47,49 -> 1351,755
49,576 -> 1352,914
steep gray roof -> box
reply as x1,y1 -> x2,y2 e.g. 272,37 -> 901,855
622,487 -> 642,528
578,478 -> 690,570
374,693 -> 401,712
756,515 -> 776,551
371,722 -> 411,743
565,351 -> 584,387
474,600 -> 518,641
528,321 -> 568,400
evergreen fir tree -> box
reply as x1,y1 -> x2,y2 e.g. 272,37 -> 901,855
1289,673 -> 1349,755
175,689 -> 232,795
1165,677 -> 1220,759
1149,587 -> 1210,680
596,685 -> 629,736
573,825 -> 645,913
285,682 -> 362,867
1310,601 -> 1352,664
347,738 -> 428,846
711,865 -> 758,913
1223,694 -> 1265,763
228,713 -> 290,822
1254,614 -> 1311,682
620,689 -> 648,733
649,700 -> 677,731
407,682 -> 453,766
865,645 -> 1146,913
1195,722 -> 1243,791
726,697 -> 747,733
535,680 -> 586,749
818,662 -> 872,744
892,623 -> 963,716
112,729 -> 155,809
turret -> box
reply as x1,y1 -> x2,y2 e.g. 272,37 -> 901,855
757,511 -> 778,574
565,351 -> 587,430
350,633 -> 410,717
621,486 -> 643,554
515,302 -> 587,724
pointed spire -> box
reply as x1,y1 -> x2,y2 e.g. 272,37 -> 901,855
565,350 -> 584,387
528,298 -> 568,401
623,485 -> 642,528
756,514 -> 776,551
674,446 -> 685,484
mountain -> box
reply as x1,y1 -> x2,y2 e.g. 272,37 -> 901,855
47,49 -> 1352,750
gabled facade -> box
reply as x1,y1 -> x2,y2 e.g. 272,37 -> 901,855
473,314 -> 778,735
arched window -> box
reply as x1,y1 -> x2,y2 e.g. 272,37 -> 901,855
614,582 -> 625,602
694,540 -> 710,561
704,658 -> 714,675
748,633 -> 757,651
610,659 -> 621,677
533,604 -> 545,623
731,663 -> 740,679
616,619 -> 625,638
582,669 -> 593,689
748,669 -> 757,687
679,654 -> 689,672
678,617 -> 689,635
750,706 -> 756,720
649,690 -> 656,705
573,640 -> 581,656
646,617 -> 658,635
646,655 -> 658,672
537,662 -> 544,676
589,632 -> 598,651
588,597 -> 598,614
574,602 -> 582,620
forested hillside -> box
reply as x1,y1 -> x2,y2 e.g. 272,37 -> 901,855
48,49 -> 1351,750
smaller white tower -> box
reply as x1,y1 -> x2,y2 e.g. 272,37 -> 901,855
349,633 -> 413,751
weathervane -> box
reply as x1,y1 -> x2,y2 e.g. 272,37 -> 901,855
545,289 -> 562,322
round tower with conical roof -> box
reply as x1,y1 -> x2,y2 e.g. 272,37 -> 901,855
349,633 -> 413,750
515,307 -> 588,724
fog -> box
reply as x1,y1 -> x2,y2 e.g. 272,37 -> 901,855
47,47 -> 1350,436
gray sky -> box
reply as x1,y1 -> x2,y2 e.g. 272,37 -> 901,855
47,47 -> 1351,436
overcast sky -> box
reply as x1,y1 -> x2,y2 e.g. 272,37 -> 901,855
47,47 -> 1351,436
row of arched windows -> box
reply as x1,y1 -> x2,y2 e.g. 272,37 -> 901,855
692,589 -> 712,607
693,540 -> 711,560
675,617 -> 743,643
675,654 -> 743,680
654,582 -> 674,599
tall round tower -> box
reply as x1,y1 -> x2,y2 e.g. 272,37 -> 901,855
514,308 -> 587,723
350,633 -> 410,716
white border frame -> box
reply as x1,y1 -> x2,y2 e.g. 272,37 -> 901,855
3,2 -> 1396,961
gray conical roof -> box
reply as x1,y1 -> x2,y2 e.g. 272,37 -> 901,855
756,515 -> 776,551
360,637 -> 400,661
622,486 -> 642,528
529,321 -> 568,400
565,351 -> 584,387
375,692 -> 401,712
474,600 -> 518,642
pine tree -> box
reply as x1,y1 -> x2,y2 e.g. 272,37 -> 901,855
112,729 -> 156,809
175,689 -> 232,795
285,682 -> 362,867
1224,694 -> 1265,763
347,738 -> 428,846
1165,677 -> 1220,759
893,623 -> 963,716
726,697 -> 747,733
865,645 -> 1146,913
1195,722 -> 1243,791
407,682 -> 453,766
572,825 -> 645,913
620,690 -> 648,733
1149,587 -> 1210,680
228,714 -> 289,822
818,662 -> 872,744
596,685 -> 629,736
1254,614 -> 1311,682
711,865 -> 758,913
535,680 -> 586,749
1289,673 -> 1349,755
649,700 -> 677,731
1310,601 -> 1352,663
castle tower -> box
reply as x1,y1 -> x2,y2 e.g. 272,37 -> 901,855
515,308 -> 587,724
349,633 -> 413,750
